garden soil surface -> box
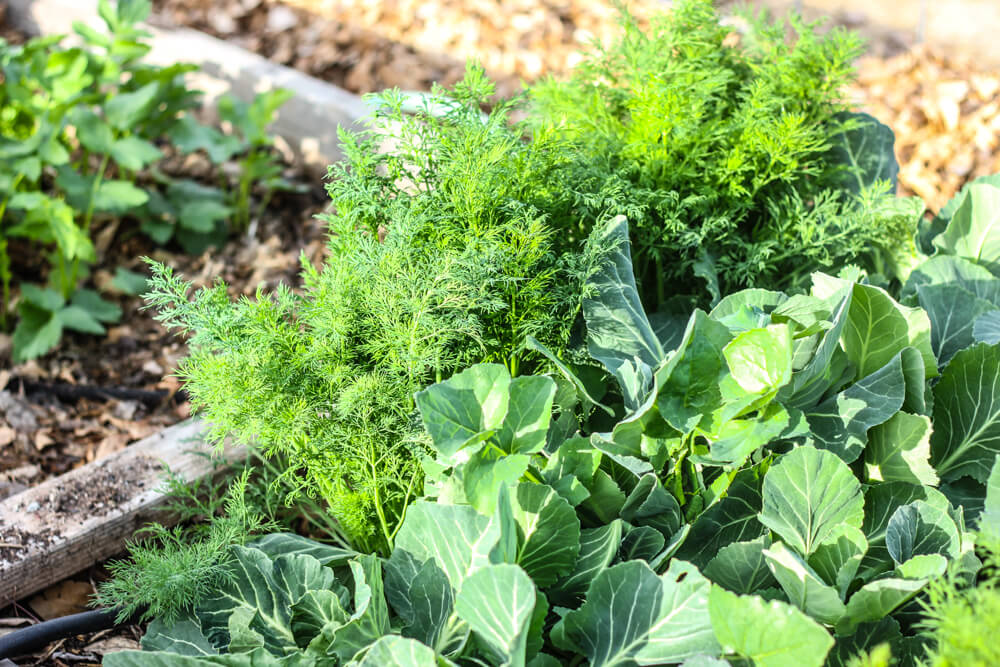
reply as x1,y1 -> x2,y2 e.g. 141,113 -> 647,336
3,0 -> 1000,664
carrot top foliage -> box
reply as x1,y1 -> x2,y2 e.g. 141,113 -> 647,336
530,0 -> 917,307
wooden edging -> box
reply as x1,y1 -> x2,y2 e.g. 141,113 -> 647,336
0,419 -> 244,606
5,0 -> 369,172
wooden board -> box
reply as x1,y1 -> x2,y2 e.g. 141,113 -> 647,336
0,419 -> 244,605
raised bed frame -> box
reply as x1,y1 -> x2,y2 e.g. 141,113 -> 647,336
1,0 -> 366,606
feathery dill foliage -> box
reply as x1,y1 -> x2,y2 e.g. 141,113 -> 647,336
144,65 -> 607,556
917,537 -> 1000,667
530,0 -> 905,306
94,470 -> 275,623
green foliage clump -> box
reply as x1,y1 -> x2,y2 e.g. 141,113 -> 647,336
530,0 -> 913,306
145,66 -> 607,556
0,0 -> 293,362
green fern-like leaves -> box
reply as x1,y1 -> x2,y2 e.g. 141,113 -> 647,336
530,0 -> 909,306
144,65 -> 605,555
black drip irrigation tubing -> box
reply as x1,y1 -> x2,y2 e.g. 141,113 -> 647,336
0,607 -> 144,659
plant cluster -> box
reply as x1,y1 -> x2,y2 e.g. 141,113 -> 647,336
96,2 -> 1000,665
529,0 -> 915,307
142,64 -> 610,556
0,0 -> 293,361
110,175 -> 1000,665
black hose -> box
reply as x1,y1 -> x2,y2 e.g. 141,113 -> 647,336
0,607 -> 141,659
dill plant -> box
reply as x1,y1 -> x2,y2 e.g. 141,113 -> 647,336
530,0 -> 913,306
144,65 -> 607,556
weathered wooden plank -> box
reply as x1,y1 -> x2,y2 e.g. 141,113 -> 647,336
0,419 -> 243,605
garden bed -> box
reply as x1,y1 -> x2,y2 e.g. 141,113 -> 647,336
3,1 -> 1000,665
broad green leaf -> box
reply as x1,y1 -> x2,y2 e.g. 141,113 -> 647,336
19,284 -> 65,311
197,547 -> 317,655
398,559 -> 453,650
415,364 -> 511,457
759,447 -> 864,556
95,180 -> 149,212
778,291 -> 853,410
634,561 -> 719,665
249,533 -> 356,566
807,525 -> 867,599
973,309 -> 1000,345
584,215 -> 664,407
764,542 -> 846,625
656,310 -> 732,432
710,289 -> 787,323
825,618 -> 902,667
895,554 -> 948,579
865,412 -> 938,486
110,135 -> 162,170
462,449 -> 530,514
933,182 -> 1000,274
392,501 -> 500,592
142,617 -> 219,656
696,405 -> 790,466
512,483 -> 581,588
884,500 -> 961,564
703,536 -> 777,594
169,115 -> 243,162
827,112 -> 899,194
676,467 -> 765,568
578,469 -> 626,524
842,283 -> 935,381
105,649 -> 293,666
901,254 -> 1000,304
806,350 -> 906,463
561,561 -> 718,667
455,564 -> 535,666
548,521 -> 623,606
932,174 -> 1000,234
838,577 -> 927,635
289,590 -> 347,649
981,456 -> 1000,542
106,82 -> 160,129
858,483 -> 948,582
620,474 -> 682,540
709,588 -> 834,667
355,636 -> 439,667
57,305 -> 106,334
646,312 -> 688,353
679,658 -> 730,667
178,200 -> 233,233
525,592 -> 549,662
499,375 -> 557,454
12,305 -> 62,363
525,335 -> 613,416
72,288 -> 122,322
328,556 -> 390,663
112,267 -> 150,295
69,108 -> 114,153
917,284 -> 996,365
930,343 -> 1000,481
619,526 -> 666,561
722,324 -> 793,396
